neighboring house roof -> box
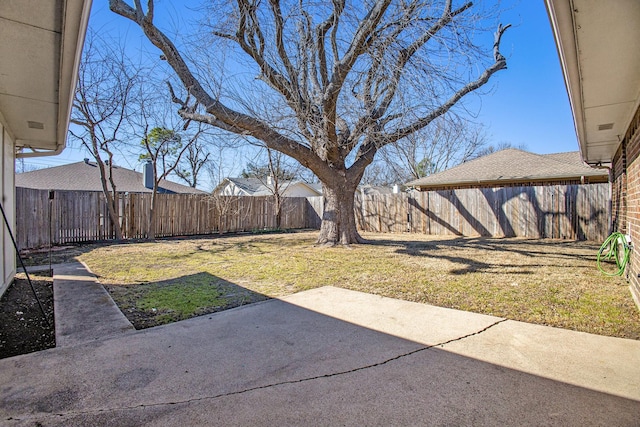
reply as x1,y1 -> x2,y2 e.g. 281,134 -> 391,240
542,152 -> 584,165
16,160 -> 206,194
359,185 -> 399,195
214,177 -> 322,197
406,149 -> 609,190
216,178 -> 406,197
222,178 -> 268,196
307,182 -> 323,194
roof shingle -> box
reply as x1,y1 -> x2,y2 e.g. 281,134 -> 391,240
406,149 -> 608,189
220,177 -> 322,196
16,161 -> 206,194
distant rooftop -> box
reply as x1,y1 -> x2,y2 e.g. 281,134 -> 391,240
406,149 -> 609,189
216,177 -> 322,196
16,160 -> 206,194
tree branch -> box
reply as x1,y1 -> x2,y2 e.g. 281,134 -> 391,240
384,23 -> 510,144
372,1 -> 472,120
110,0 -> 331,177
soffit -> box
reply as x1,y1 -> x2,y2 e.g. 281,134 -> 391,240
0,0 -> 91,154
546,0 -> 640,164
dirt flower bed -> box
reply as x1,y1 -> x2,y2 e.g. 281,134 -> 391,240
0,273 -> 54,359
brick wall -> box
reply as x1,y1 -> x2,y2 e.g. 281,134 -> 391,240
612,104 -> 640,307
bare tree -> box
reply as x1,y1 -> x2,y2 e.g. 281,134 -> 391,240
68,33 -> 139,240
207,192 -> 254,233
264,148 -> 284,229
15,158 -> 39,173
471,141 -> 527,159
247,147 -> 299,229
206,139 -> 249,191
110,0 -> 511,245
360,161 -> 394,186
241,156 -> 297,182
381,115 -> 488,182
175,124 -> 212,188
139,126 -> 194,239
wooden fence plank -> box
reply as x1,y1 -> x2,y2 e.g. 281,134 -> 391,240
16,182 -> 611,250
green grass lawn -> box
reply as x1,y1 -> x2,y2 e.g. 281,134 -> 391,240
76,231 -> 640,338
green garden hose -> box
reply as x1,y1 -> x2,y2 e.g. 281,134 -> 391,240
597,232 -> 631,276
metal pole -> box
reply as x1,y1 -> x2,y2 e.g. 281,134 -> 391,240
49,190 -> 54,275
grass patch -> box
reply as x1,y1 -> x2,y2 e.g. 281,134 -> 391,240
137,283 -> 226,317
103,272 -> 270,328
76,232 -> 640,338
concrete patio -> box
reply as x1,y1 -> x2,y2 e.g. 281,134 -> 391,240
1,263 -> 639,426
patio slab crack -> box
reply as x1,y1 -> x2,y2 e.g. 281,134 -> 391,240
5,318 -> 507,423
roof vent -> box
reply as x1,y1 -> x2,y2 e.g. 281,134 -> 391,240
83,158 -> 90,164
27,121 -> 44,130
598,123 -> 614,131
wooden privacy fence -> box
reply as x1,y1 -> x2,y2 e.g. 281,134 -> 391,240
121,193 -> 308,239
17,182 -> 610,250
350,183 -> 610,241
16,189 -> 310,250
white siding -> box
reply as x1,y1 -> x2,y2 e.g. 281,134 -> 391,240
219,183 -> 248,196
0,123 -> 15,297
281,183 -> 320,197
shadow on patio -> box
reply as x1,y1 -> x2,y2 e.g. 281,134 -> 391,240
1,282 -> 638,426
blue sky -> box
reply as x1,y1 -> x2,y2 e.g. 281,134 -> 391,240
475,0 -> 578,153
23,0 -> 578,184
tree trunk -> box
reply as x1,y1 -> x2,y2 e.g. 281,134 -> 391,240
106,155 -> 124,240
274,193 -> 282,230
146,178 -> 159,240
148,190 -> 157,240
95,158 -> 123,240
103,191 -> 123,240
317,182 -> 363,245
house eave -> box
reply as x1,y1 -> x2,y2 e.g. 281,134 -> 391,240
545,0 -> 640,164
1,0 -> 92,157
